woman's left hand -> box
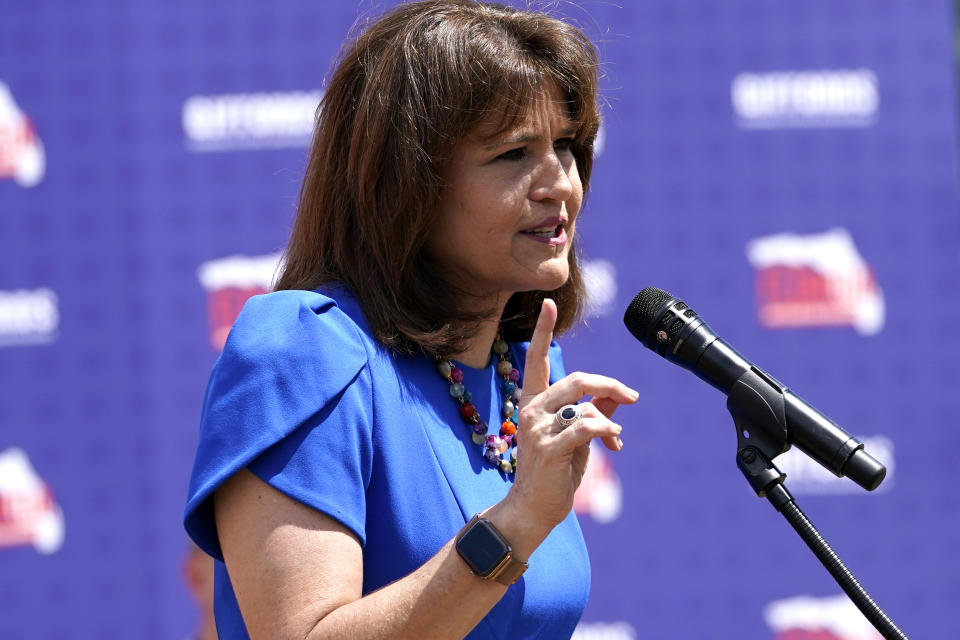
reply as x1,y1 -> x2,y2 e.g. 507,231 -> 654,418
504,298 -> 639,533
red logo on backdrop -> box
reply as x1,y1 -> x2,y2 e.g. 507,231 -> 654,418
0,448 -> 64,554
573,441 -> 622,523
764,594 -> 882,639
746,229 -> 884,336
196,253 -> 281,350
0,81 -> 45,188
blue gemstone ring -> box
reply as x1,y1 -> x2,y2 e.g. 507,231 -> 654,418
555,404 -> 582,430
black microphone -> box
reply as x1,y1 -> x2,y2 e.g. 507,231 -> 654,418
623,286 -> 886,491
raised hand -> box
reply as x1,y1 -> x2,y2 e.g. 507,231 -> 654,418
506,298 -> 639,530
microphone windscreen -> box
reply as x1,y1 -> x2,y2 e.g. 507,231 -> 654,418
623,287 -> 675,340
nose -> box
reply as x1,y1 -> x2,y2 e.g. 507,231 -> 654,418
529,151 -> 576,204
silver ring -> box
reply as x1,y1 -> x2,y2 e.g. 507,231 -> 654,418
555,404 -> 582,430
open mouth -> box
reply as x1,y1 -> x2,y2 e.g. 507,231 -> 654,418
521,225 -> 564,239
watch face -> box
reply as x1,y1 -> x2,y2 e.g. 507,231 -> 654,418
456,519 -> 510,576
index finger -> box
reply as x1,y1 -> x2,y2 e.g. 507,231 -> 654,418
521,298 -> 557,396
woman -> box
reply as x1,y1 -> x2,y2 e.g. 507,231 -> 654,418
184,1 -> 639,638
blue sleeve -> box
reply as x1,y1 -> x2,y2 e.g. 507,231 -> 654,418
183,290 -> 372,560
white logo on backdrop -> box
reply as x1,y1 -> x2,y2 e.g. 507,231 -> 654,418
0,448 -> 64,554
0,288 -> 59,347
0,81 -> 45,187
572,621 -> 636,640
182,91 -> 322,152
764,593 -> 883,640
777,435 -> 894,495
582,258 -> 618,318
196,252 -> 282,292
746,228 -> 884,336
196,252 -> 282,350
732,69 -> 878,129
592,122 -> 606,157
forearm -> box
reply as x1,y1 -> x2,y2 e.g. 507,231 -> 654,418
304,498 -> 551,640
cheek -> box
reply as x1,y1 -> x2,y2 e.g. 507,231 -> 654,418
425,208 -> 463,268
473,188 -> 524,238
567,176 -> 584,218
568,160 -> 584,200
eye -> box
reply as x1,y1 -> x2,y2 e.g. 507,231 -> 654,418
554,137 -> 574,153
496,147 -> 526,161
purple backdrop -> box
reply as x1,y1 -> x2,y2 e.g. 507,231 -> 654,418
1,1 -> 957,638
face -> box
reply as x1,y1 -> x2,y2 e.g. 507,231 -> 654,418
427,86 -> 584,306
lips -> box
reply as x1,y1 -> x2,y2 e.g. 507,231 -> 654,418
520,216 -> 568,245
523,226 -> 563,238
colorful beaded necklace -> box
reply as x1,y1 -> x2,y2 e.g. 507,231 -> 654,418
436,335 -> 522,474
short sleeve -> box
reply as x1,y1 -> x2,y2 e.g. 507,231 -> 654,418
183,290 -> 372,559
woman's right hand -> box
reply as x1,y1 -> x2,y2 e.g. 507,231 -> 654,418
505,298 -> 639,532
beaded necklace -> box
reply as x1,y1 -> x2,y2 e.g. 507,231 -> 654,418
437,335 -> 522,474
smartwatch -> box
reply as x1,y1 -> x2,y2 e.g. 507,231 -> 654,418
454,514 -> 528,585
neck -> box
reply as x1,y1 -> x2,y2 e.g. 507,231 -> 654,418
451,317 -> 501,369
450,294 -> 510,369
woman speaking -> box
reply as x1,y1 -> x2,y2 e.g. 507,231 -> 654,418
184,1 -> 639,637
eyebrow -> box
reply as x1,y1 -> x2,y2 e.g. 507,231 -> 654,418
483,126 -> 577,151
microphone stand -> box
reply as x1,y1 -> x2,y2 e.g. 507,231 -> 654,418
727,376 -> 909,640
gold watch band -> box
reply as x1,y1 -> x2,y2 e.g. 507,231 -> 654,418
486,551 -> 528,586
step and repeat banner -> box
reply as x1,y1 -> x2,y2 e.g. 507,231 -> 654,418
2,1 -> 957,638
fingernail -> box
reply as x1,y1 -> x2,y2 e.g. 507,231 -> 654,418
630,389 -> 640,401
616,437 -> 623,450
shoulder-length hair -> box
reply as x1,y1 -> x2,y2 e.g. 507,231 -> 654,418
275,0 -> 600,355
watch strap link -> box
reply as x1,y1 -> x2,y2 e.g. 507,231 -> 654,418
486,551 -> 528,586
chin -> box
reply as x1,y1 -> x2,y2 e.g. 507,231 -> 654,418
527,263 -> 570,293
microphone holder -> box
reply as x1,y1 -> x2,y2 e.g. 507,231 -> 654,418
729,400 -> 909,639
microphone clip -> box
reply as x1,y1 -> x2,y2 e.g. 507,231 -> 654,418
729,366 -> 789,448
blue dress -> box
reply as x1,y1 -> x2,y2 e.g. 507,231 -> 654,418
183,288 -> 590,639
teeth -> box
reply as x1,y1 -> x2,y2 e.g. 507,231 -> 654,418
525,226 -> 560,237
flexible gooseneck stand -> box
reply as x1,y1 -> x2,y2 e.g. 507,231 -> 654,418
730,401 -> 909,640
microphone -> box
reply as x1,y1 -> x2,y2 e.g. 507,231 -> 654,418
623,287 -> 886,491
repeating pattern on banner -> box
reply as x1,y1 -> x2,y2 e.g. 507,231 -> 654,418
0,81 -> 45,188
196,253 -> 282,350
572,620 -> 637,640
1,1 -> 957,637
746,229 -> 884,336
582,258 -> 618,318
0,448 -> 64,554
731,69 -> 879,129
182,90 -> 323,152
764,593 -> 883,640
0,288 -> 59,347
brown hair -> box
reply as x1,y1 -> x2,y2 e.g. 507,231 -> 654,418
275,0 -> 600,355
